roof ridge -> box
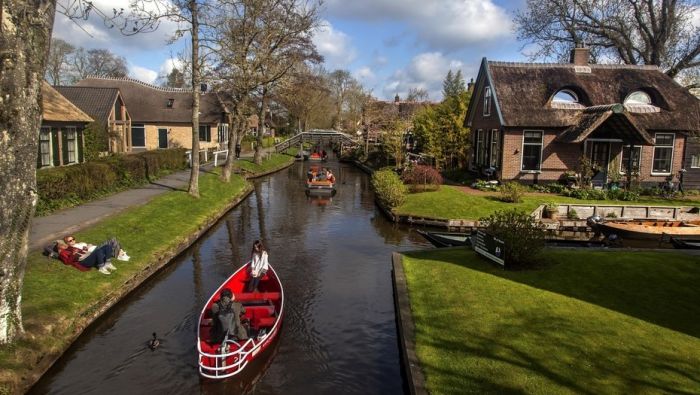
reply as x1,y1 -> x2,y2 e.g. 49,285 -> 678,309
83,75 -> 192,93
487,61 -> 661,71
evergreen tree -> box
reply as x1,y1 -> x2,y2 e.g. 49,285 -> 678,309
442,69 -> 466,99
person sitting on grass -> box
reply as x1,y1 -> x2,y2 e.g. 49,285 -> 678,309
55,242 -> 116,275
63,235 -> 130,261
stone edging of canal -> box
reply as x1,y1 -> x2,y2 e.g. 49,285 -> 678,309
19,159 -> 295,394
392,252 -> 428,395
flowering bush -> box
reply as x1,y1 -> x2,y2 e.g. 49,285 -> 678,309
401,165 -> 443,192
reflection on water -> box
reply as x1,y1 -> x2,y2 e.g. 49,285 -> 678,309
31,161 -> 431,395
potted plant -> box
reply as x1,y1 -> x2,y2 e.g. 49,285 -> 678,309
543,202 -> 559,220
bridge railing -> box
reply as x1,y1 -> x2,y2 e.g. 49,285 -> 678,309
274,130 -> 361,153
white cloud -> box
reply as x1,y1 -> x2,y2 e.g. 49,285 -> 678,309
53,0 -> 181,52
354,67 -> 376,83
325,0 -> 513,50
692,8 -> 700,28
382,52 -> 477,100
129,64 -> 158,84
312,20 -> 357,69
159,58 -> 185,76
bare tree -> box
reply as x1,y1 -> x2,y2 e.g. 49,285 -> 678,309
70,47 -> 129,81
514,0 -> 700,79
276,65 -> 332,132
45,38 -> 75,85
406,87 -> 429,102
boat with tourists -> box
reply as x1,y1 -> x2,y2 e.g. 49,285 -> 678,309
197,262 -> 284,379
591,219 -> 700,240
305,165 -> 335,193
417,229 -> 472,248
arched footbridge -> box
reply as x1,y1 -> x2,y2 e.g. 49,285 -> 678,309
274,129 -> 361,153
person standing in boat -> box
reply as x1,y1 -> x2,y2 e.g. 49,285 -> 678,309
248,240 -> 269,292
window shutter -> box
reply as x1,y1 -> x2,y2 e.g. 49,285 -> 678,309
78,128 -> 84,163
61,129 -> 69,165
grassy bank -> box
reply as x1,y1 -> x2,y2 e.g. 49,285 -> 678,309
0,154 -> 294,393
395,185 -> 695,220
401,248 -> 700,394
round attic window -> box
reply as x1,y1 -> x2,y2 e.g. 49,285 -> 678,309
552,89 -> 578,103
625,91 -> 652,105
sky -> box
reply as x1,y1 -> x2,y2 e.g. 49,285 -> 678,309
52,0 -> 529,101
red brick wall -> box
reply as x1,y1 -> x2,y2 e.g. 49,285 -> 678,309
500,130 -> 686,184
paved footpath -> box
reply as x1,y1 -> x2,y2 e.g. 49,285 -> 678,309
29,148 -> 281,251
30,168 -> 195,251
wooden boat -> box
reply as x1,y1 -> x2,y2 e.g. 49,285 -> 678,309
305,165 -> 335,192
308,152 -> 325,161
417,229 -> 471,248
198,262 -> 284,379
669,237 -> 700,249
594,219 -> 700,240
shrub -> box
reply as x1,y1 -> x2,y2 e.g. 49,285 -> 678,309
499,182 -> 525,203
479,209 -> 546,269
567,208 -> 579,220
472,179 -> 499,191
606,211 -> 618,218
401,165 -> 443,192
371,169 -> 408,208
36,148 -> 187,215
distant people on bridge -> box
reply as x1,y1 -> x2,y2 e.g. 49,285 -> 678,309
247,240 -> 269,293
235,143 -> 241,159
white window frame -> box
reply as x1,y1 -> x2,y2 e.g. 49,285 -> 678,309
199,124 -> 212,142
520,130 -> 544,172
651,133 -> 674,175
489,129 -> 500,168
619,145 -> 642,174
483,86 -> 491,117
475,129 -> 484,166
218,123 -> 229,145
552,89 -> 579,103
692,155 -> 700,168
65,126 -> 78,164
39,126 -> 52,167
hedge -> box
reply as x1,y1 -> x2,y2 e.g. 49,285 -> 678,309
36,149 -> 188,215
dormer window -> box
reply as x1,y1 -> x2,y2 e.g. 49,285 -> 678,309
552,89 -> 578,103
483,86 -> 491,116
166,98 -> 174,108
550,89 -> 584,109
624,91 -> 652,105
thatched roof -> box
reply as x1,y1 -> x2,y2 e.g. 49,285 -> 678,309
75,77 -> 227,124
55,86 -> 122,125
468,59 -> 700,134
41,82 -> 93,123
556,104 -> 654,145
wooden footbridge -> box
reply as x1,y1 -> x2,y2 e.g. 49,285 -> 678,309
274,129 -> 361,153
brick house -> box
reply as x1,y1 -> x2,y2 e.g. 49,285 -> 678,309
75,77 -> 229,152
465,47 -> 700,188
362,95 -> 433,145
55,86 -> 132,154
38,82 -> 94,168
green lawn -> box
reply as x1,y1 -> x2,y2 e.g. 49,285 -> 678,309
401,248 -> 700,394
395,185 -> 697,220
0,153 -> 295,392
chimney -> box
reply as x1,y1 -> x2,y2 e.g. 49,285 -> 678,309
467,78 -> 475,93
570,41 -> 590,66
394,93 -> 400,103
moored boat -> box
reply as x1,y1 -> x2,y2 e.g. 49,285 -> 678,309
198,262 -> 284,379
593,219 -> 700,240
417,229 -> 472,248
669,237 -> 700,249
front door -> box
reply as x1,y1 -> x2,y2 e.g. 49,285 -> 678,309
589,142 -> 610,186
158,128 -> 168,149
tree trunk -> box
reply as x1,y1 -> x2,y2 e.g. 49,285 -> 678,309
0,0 -> 56,344
221,103 -> 240,182
188,0 -> 201,198
254,86 -> 267,165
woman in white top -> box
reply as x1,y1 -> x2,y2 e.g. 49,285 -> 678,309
248,240 -> 269,292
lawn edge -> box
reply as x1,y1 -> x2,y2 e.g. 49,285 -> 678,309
392,252 -> 428,395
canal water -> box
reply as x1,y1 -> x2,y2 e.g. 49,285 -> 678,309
30,161 -> 431,395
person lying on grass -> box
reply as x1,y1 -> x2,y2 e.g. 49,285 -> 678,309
63,235 -> 130,262
55,242 -> 116,275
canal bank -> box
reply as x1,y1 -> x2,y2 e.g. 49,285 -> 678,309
1,155 -> 295,394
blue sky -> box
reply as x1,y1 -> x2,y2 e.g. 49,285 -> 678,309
53,0 -> 528,101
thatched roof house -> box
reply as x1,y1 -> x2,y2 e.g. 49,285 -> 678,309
38,82 -> 93,168
465,46 -> 700,188
75,77 -> 229,151
56,86 -> 132,154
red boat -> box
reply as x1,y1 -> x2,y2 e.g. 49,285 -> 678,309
198,262 -> 284,379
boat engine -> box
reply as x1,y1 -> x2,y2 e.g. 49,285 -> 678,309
586,215 -> 603,236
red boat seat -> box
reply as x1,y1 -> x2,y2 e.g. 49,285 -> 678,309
235,292 -> 281,302
243,305 -> 276,329
256,316 -> 275,328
